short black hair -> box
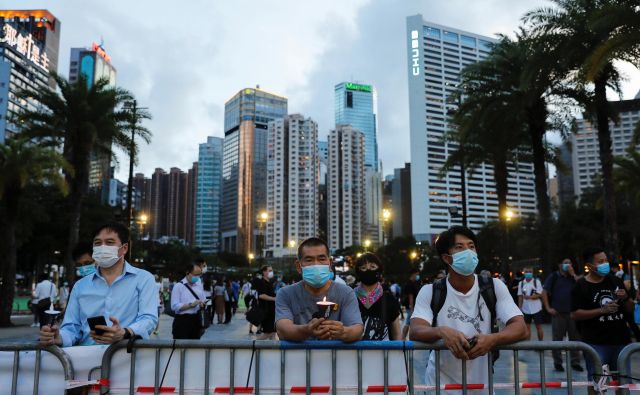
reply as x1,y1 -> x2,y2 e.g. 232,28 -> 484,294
71,241 -> 94,261
355,253 -> 384,272
409,268 -> 419,276
435,226 -> 478,256
297,237 -> 330,260
260,265 -> 271,273
92,222 -> 130,245
184,262 -> 200,275
582,247 -> 605,265
38,273 -> 49,282
194,257 -> 206,266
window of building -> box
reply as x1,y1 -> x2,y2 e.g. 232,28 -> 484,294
346,91 -> 353,108
424,26 -> 441,39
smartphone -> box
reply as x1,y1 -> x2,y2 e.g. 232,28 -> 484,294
87,316 -> 108,335
467,336 -> 478,349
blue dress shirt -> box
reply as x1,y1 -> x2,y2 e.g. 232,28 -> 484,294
59,262 -> 158,347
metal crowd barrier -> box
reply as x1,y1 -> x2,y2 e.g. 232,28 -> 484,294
0,342 -> 75,395
618,343 -> 640,395
98,340 -> 605,395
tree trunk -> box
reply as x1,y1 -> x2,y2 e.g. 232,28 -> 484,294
493,159 -> 510,276
0,189 -> 20,327
594,69 -> 619,257
64,149 -> 91,286
528,99 -> 553,275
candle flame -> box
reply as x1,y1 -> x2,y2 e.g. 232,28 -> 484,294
322,296 -> 327,302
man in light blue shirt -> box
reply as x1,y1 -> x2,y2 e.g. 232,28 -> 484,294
39,222 -> 158,347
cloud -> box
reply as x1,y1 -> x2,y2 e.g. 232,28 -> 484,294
4,0 -> 639,180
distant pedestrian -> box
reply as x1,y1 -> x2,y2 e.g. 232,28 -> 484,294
34,274 -> 57,328
224,279 -> 234,324
401,268 -> 420,339
254,265 -> 277,340
214,279 -> 226,324
58,282 -> 70,311
541,259 -> 583,372
517,267 -> 544,341
171,263 -> 206,339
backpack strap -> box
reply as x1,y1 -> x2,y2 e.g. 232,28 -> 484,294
430,278 -> 447,327
478,275 -> 498,334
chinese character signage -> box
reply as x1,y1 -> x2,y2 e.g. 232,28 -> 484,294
1,24 -> 50,71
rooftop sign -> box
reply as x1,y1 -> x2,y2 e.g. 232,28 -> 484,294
1,24 -> 49,71
92,42 -> 111,63
345,82 -> 372,92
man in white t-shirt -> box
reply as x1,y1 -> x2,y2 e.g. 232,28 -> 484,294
517,267 -> 545,341
410,226 -> 526,394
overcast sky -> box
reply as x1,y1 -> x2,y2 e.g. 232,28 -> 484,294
6,0 -> 640,179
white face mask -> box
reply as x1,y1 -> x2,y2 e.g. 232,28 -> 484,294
267,271 -> 274,279
92,245 -> 123,268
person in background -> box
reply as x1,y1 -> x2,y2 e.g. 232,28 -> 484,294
72,241 -> 96,284
517,267 -> 545,341
355,253 -> 402,340
572,247 -> 634,392
34,273 -> 57,328
231,279 -> 240,314
58,281 -> 70,311
401,268 -> 420,339
276,237 -> 363,342
224,279 -> 234,324
242,279 -> 255,334
171,263 -> 206,339
541,258 -> 583,372
213,278 -> 226,324
153,275 -> 163,335
39,222 -> 158,347
254,265 -> 277,339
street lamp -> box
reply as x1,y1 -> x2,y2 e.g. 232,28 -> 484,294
248,253 -> 255,262
502,208 -> 515,276
256,211 -> 268,257
288,239 -> 296,256
381,208 -> 391,246
363,239 -> 371,251
409,251 -> 418,260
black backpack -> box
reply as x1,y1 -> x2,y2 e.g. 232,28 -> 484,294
430,275 -> 500,363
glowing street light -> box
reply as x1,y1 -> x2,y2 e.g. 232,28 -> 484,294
248,253 -> 255,261
363,239 -> 371,251
409,251 -> 418,260
504,208 -> 514,222
256,211 -> 269,257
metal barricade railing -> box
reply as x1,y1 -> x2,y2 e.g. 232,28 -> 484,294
618,343 -> 640,395
0,342 -> 75,395
98,339 -> 605,395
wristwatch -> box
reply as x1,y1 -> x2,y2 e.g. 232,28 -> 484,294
123,328 -> 132,340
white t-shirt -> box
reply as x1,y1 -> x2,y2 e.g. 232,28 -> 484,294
412,275 -> 522,395
517,278 -> 543,314
242,282 -> 252,296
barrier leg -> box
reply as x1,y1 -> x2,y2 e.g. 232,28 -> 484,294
154,348 -> 161,395
408,349 -> 414,395
487,353 -> 493,395
129,348 -> 136,395
539,350 -> 546,395
179,349 -> 186,395
33,349 -> 41,395
331,350 -> 337,395
230,349 -> 235,395
357,349 -> 362,395
383,350 -> 389,395
306,349 -> 312,395
566,350 -> 573,395
461,358 -> 467,395
12,351 -> 19,395
204,349 -> 210,395
255,349 -> 260,395
435,350 -> 441,395
280,350 -> 286,395
513,350 -> 520,395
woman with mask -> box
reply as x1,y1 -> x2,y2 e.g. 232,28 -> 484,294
254,265 -> 277,339
170,263 -> 206,339
213,278 -> 226,324
354,253 -> 401,340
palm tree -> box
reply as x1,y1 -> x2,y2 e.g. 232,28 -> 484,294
0,138 -> 69,326
15,73 -> 139,285
614,149 -> 640,259
524,0 -> 640,256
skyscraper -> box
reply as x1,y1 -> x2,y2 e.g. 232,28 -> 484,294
572,96 -> 640,197
195,137 -> 223,254
69,43 -> 117,197
221,87 -> 287,255
328,125 -> 365,251
265,114 -> 319,257
186,162 -> 198,246
392,163 -> 413,238
335,82 -> 378,171
0,10 -> 61,142
406,15 -> 537,242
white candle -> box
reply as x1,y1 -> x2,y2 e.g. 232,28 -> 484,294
316,296 -> 335,318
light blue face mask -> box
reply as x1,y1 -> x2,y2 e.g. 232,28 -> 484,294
524,272 -> 533,280
562,263 -> 571,272
450,249 -> 479,277
596,262 -> 610,276
190,275 -> 201,284
302,265 -> 333,288
76,263 -> 97,277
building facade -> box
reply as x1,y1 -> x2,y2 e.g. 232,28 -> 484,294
265,114 -> 320,257
195,137 -> 223,254
0,10 -> 61,142
327,125 -> 365,251
392,163 -> 413,238
406,14 -> 537,242
572,97 -> 640,197
221,87 -> 287,255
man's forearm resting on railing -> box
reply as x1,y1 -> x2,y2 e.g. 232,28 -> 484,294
276,318 -> 363,342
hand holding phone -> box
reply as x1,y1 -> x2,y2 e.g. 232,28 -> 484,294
87,316 -> 108,335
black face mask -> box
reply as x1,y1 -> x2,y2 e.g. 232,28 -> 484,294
357,270 -> 380,286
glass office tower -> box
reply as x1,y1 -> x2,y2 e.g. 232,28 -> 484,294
195,136 -> 223,254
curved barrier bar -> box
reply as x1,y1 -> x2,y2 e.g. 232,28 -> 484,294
617,343 -> 640,395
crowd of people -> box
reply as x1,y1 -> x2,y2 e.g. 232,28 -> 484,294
35,221 -> 640,393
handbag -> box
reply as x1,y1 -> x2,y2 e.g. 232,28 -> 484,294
184,283 -> 211,329
245,297 -> 265,326
36,283 -> 54,309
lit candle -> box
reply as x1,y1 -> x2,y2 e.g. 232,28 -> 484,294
316,296 -> 336,318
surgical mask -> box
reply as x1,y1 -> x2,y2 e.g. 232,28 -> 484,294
596,262 -> 610,276
615,270 -> 624,279
357,270 -> 380,286
76,263 -> 97,277
524,273 -> 533,280
190,275 -> 200,284
267,271 -> 274,279
415,275 -> 420,281
302,265 -> 332,288
202,266 -> 208,273
92,245 -> 123,268
562,263 -> 571,272
450,249 -> 479,276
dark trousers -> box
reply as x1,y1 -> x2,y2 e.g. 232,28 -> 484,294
551,312 -> 581,366
172,313 -> 202,339
224,301 -> 232,323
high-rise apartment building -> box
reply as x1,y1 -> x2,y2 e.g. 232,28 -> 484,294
166,167 -> 189,240
69,43 -> 117,197
335,82 -> 378,171
195,137 -> 223,254
0,10 -> 61,142
556,143 -> 575,206
572,97 -> 640,197
186,162 -> 198,246
149,168 -> 168,240
221,87 -> 287,254
265,114 -> 320,257
328,125 -> 365,251
406,14 -> 537,242
392,163 -> 413,238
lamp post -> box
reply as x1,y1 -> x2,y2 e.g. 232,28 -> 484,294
381,208 -> 391,246
503,208 -> 515,276
363,239 -> 371,252
257,211 -> 268,257
130,213 -> 148,265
